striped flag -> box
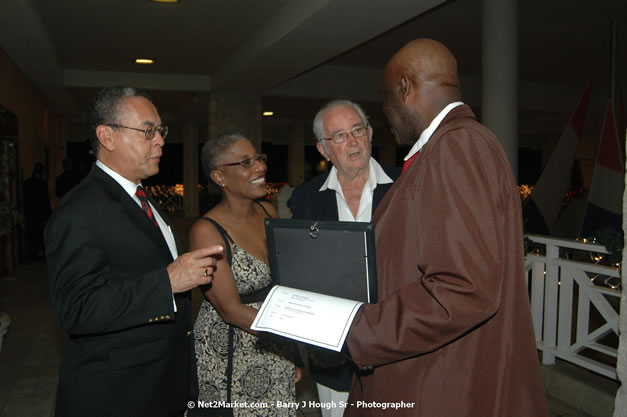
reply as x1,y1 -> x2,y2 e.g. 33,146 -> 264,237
580,101 -> 625,236
523,79 -> 594,235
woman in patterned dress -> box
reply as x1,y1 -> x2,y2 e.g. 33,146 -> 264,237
188,133 -> 302,417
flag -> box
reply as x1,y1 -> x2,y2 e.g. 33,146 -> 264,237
522,79 -> 594,235
581,100 -> 624,236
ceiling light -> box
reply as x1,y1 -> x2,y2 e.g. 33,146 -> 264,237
263,111 -> 274,116
149,0 -> 180,3
135,58 -> 155,64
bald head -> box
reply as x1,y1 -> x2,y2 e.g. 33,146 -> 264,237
389,38 -> 460,99
381,38 -> 462,144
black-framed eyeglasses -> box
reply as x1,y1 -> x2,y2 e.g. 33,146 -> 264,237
107,123 -> 168,140
216,154 -> 267,169
323,124 -> 369,144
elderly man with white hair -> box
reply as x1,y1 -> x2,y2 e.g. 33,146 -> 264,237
290,99 -> 400,417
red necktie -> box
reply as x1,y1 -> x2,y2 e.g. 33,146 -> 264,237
401,151 -> 420,174
136,186 -> 160,229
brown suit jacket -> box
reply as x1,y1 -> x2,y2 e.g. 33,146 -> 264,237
345,105 -> 548,416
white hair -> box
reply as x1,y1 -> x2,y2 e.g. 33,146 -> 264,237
312,99 -> 371,149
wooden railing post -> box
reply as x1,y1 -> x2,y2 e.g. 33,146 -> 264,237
530,260 -> 545,342
542,242 -> 559,365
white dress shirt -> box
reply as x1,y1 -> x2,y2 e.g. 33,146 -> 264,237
319,157 -> 393,222
403,101 -> 464,161
96,160 -> 178,310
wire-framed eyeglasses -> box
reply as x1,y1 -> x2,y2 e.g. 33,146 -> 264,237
216,153 -> 267,169
323,124 -> 369,144
107,123 -> 168,140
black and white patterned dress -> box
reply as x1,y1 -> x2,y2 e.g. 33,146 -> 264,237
192,217 -> 296,417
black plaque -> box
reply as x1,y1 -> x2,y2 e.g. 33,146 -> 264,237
265,219 -> 377,303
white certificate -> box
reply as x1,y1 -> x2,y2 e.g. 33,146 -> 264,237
251,285 -> 363,351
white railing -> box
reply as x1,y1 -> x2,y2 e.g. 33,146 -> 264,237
525,234 -> 621,380
146,185 -> 184,213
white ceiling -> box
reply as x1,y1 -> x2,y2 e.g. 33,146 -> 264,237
1,0 -> 625,127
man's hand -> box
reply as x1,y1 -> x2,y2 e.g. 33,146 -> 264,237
168,245 -> 223,293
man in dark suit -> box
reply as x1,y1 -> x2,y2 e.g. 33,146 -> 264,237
55,157 -> 82,199
45,87 -> 223,417
290,99 -> 399,416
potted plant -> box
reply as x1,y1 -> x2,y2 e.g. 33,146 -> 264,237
0,297 -> 9,355
0,106 -> 23,276
0,146 -> 22,277
0,198 -> 21,279
0,107 -> 19,354
0,200 -> 22,236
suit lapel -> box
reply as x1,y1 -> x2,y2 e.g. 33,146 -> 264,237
123,193 -> 173,257
372,181 -> 395,212
321,188 -> 339,221
91,166 -> 173,258
372,186 -> 385,211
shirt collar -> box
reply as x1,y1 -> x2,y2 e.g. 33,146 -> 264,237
96,160 -> 142,198
319,157 -> 392,192
404,101 -> 464,161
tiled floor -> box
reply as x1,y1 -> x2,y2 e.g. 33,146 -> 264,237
0,262 -> 64,417
0,260 -> 322,417
0,259 -> 604,417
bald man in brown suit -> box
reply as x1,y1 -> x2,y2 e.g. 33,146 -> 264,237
343,39 -> 548,416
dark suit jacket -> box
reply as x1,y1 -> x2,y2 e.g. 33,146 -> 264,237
45,164 -> 195,417
290,163 -> 399,391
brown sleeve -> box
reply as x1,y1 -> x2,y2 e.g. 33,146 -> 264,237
347,126 -> 513,368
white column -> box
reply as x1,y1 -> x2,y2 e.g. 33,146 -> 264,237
613,128 -> 627,417
481,0 -> 518,179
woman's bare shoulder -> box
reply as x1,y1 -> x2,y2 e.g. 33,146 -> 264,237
258,199 -> 278,218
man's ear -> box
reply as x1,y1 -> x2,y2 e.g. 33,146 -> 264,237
400,74 -> 411,102
96,125 -> 115,152
316,141 -> 330,161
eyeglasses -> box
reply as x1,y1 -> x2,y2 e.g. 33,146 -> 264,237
323,124 -> 369,144
107,123 -> 168,140
216,154 -> 267,169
